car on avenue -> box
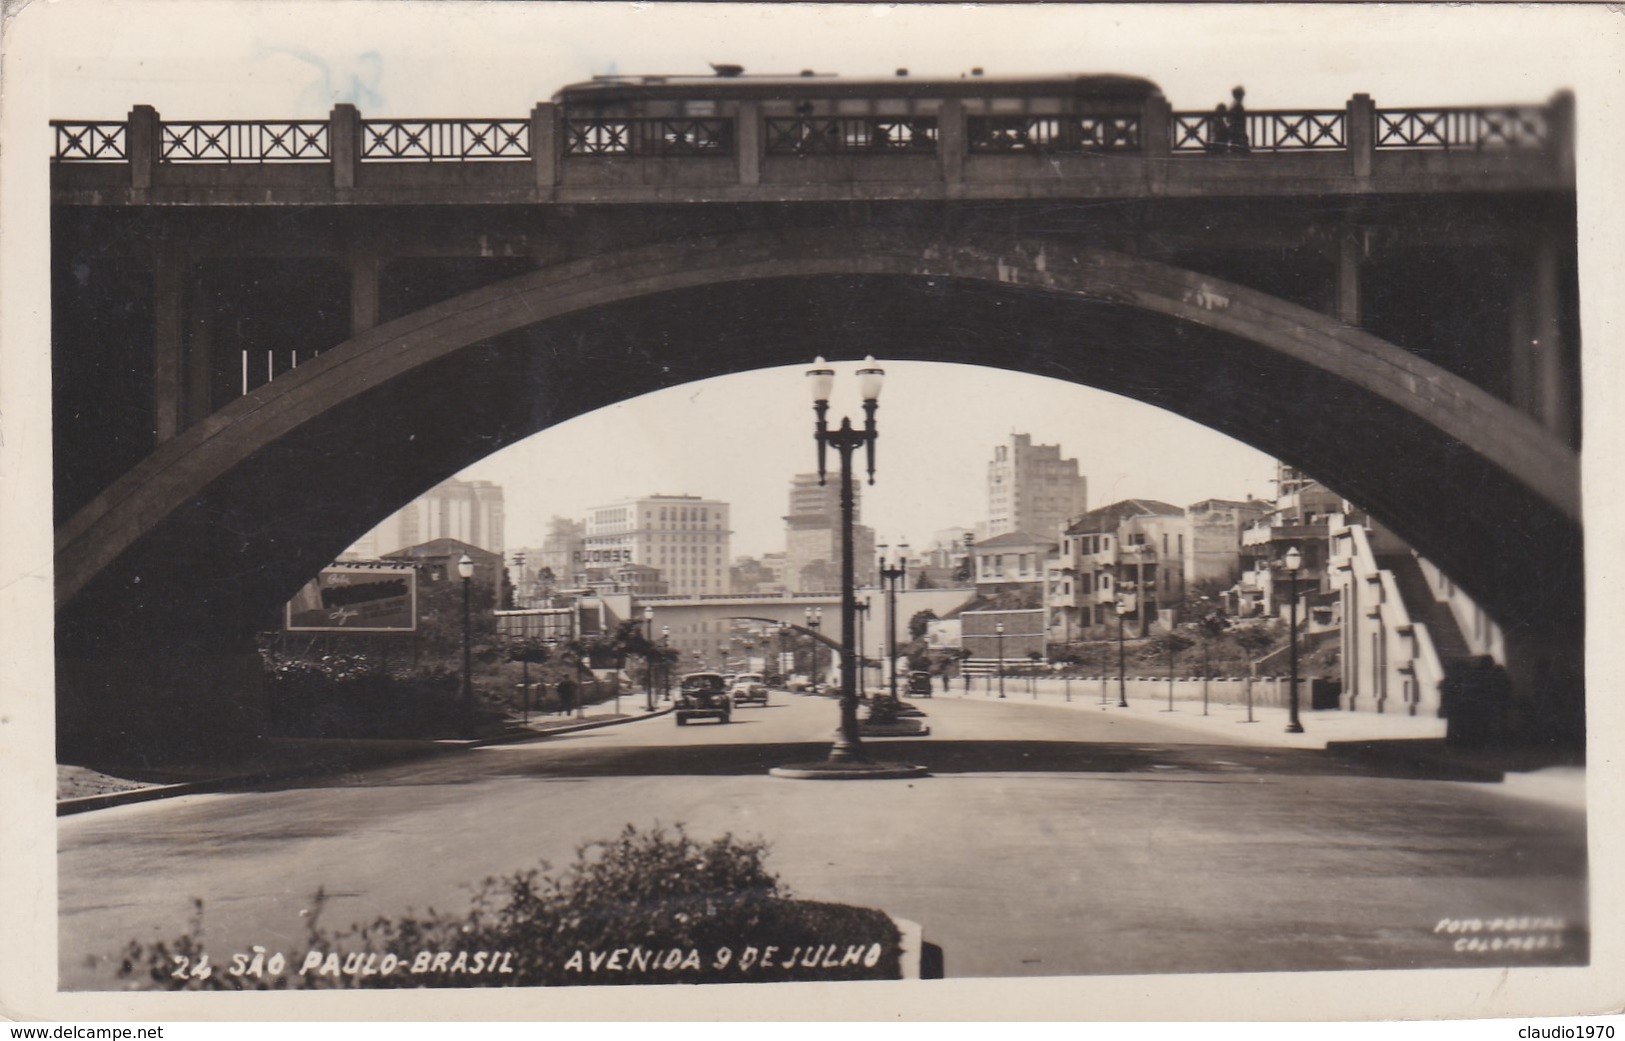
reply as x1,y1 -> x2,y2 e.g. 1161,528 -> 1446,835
730,673 -> 769,706
674,672 -> 732,725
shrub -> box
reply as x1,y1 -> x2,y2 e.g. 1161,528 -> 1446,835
115,824 -> 901,989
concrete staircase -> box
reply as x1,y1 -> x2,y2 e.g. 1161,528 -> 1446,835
1376,552 -> 1473,663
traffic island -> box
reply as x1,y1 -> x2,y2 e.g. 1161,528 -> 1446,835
769,759 -> 930,780
858,696 -> 928,735
857,720 -> 931,737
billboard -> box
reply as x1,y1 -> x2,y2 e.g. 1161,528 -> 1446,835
285,565 -> 418,632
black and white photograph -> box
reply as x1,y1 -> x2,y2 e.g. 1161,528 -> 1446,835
2,0 -> 1622,1027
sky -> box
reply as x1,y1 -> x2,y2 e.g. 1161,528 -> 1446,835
463,364 -> 1281,559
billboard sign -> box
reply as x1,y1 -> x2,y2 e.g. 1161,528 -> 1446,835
285,565 -> 418,632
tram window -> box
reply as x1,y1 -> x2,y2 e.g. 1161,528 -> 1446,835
991,97 -> 1026,114
837,99 -> 872,115
683,100 -> 717,117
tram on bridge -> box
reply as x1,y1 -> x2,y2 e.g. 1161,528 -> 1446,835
555,69 -> 1163,158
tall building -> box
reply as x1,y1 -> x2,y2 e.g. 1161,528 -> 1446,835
348,478 -> 505,559
536,516 -> 585,587
783,472 -> 876,593
581,494 -> 731,597
986,433 -> 1089,542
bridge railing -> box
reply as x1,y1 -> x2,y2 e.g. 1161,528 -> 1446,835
1374,107 -> 1548,150
563,117 -> 733,157
1170,109 -> 1347,153
763,116 -> 937,155
48,96 -> 1567,169
362,119 -> 530,161
161,121 -> 330,162
966,115 -> 1140,154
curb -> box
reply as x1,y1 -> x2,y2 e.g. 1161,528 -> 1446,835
477,704 -> 675,743
58,706 -> 674,816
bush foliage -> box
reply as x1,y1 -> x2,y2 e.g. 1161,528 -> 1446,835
116,824 -> 902,990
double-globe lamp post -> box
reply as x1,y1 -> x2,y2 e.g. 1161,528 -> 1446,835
1115,593 -> 1130,708
1284,545 -> 1305,734
806,355 -> 883,763
803,605 -> 824,687
995,620 -> 1006,698
458,552 -> 475,738
878,543 -> 908,701
642,606 -> 656,712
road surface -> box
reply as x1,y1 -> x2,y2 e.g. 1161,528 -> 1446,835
59,691 -> 1587,988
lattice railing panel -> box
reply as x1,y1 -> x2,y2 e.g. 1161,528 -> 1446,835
1376,108 -> 1547,150
967,115 -> 1141,154
52,122 -> 129,162
763,117 -> 938,156
1171,110 -> 1345,153
361,120 -> 530,161
563,118 -> 733,157
161,122 -> 330,162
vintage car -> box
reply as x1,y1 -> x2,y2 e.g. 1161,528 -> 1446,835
907,670 -> 935,698
730,672 -> 769,706
674,672 -> 732,725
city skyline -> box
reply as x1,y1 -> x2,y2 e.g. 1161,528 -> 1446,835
461,362 -> 1283,563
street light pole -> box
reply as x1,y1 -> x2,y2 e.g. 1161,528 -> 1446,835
807,356 -> 883,763
457,553 -> 475,738
1284,545 -> 1305,734
1165,619 -> 1176,713
854,598 -> 870,696
879,544 -> 907,701
661,624 -> 671,700
643,607 -> 655,711
996,620 -> 1006,699
1115,596 -> 1129,708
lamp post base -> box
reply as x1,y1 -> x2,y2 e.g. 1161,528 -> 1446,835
1286,722 -> 1305,734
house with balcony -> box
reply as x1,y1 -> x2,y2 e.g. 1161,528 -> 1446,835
971,530 -> 1057,606
1051,499 -> 1185,641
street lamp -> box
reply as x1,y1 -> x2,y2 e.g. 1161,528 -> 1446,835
457,553 -> 475,738
854,597 -> 870,696
1115,593 -> 1129,708
879,542 -> 908,701
1284,545 -> 1305,734
1198,596 -> 1212,717
809,355 -> 880,762
995,620 -> 1006,699
661,624 -> 671,700
642,606 -> 656,711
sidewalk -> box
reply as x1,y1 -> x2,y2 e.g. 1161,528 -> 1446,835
934,683 -> 1586,810
57,702 -> 671,814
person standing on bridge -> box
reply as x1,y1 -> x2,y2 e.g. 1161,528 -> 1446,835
1227,86 -> 1250,155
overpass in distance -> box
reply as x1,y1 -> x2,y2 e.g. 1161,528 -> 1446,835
48,74 -> 1582,757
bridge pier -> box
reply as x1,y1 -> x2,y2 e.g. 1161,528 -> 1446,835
57,634 -> 270,767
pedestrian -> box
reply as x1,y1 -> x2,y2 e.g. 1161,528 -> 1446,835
941,672 -> 951,693
1227,86 -> 1250,155
557,677 -> 577,717
1206,103 -> 1231,155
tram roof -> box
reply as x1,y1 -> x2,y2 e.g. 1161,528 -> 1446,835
554,72 -> 1163,105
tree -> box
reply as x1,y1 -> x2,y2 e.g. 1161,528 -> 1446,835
908,609 -> 938,642
912,571 -> 937,590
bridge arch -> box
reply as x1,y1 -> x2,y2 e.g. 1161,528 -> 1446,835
54,226 -> 1581,751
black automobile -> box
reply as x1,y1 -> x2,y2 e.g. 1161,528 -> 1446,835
907,670 -> 935,698
675,672 -> 732,725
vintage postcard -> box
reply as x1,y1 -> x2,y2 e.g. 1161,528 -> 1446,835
2,0 -> 1622,1027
